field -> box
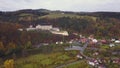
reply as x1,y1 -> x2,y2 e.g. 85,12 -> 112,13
63,60 -> 89,68
15,51 -> 79,68
39,13 -> 97,21
0,44 -> 81,68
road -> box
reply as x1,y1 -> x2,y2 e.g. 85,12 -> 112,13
56,40 -> 91,68
65,39 -> 90,53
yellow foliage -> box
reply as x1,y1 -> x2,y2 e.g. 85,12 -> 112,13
4,59 -> 14,68
8,42 -> 16,49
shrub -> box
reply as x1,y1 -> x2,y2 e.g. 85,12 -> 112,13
4,59 -> 14,68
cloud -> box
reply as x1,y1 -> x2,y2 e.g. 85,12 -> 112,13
0,0 -> 120,12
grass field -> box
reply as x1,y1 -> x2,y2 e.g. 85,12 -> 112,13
39,13 -> 97,21
63,60 -> 89,68
14,51 -> 78,68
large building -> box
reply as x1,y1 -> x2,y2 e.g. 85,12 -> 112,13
18,24 -> 69,36
50,31 -> 69,36
36,25 -> 53,30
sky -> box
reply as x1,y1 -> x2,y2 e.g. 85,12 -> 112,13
0,0 -> 120,12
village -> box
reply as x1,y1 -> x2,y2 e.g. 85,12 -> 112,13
18,24 -> 120,68
63,34 -> 120,68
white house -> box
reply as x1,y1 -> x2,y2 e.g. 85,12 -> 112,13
88,59 -> 99,66
115,40 -> 120,43
56,42 -> 59,44
109,43 -> 115,47
50,31 -> 69,36
36,25 -> 53,30
18,28 -> 23,31
51,28 -> 60,31
60,41 -> 63,44
26,25 -> 36,31
88,61 -> 95,66
111,39 -> 115,42
92,39 -> 98,43
76,54 -> 83,59
26,28 -> 36,31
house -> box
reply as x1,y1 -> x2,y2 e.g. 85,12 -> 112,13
89,39 -> 98,45
88,59 -> 99,66
93,52 -> 99,56
36,25 -> 53,30
109,43 -> 115,47
112,58 -> 120,64
69,40 -> 73,44
26,25 -> 36,31
79,34 -> 82,38
76,54 -> 83,59
111,39 -> 115,42
80,38 -> 87,43
92,39 -> 98,43
73,33 -> 78,36
51,27 -> 60,31
50,31 -> 69,36
115,40 -> 120,43
100,39 -> 107,44
60,41 -> 63,44
18,28 -> 23,31
88,35 -> 94,40
55,41 -> 63,44
26,28 -> 36,31
56,42 -> 59,44
88,60 -> 95,66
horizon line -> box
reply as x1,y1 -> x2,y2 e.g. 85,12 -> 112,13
0,8 -> 120,13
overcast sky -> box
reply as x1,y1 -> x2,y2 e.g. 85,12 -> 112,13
0,0 -> 120,12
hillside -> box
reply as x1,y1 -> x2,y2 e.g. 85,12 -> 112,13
0,9 -> 120,38
0,9 -> 120,60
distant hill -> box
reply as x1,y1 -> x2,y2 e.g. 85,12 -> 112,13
1,9 -> 120,58
78,12 -> 120,19
0,9 -> 120,37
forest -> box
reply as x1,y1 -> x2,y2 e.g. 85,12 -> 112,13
0,9 -> 120,58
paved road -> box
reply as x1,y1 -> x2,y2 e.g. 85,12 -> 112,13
59,40 -> 107,68
65,46 -> 83,51
65,39 -> 90,53
56,40 -> 91,68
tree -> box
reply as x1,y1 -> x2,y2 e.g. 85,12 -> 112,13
0,41 -> 5,51
8,42 -> 16,50
0,41 -> 5,57
25,41 -> 32,49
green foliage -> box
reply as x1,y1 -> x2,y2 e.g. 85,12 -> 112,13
70,51 -> 77,55
14,51 -> 77,68
100,45 -> 109,49
21,63 -> 38,68
64,60 -> 89,68
25,41 -> 32,49
57,54 -> 70,61
1,12 -> 120,57
41,59 -> 53,66
4,59 -> 14,68
108,63 -> 120,68
8,42 -> 16,50
1,11 -> 120,68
